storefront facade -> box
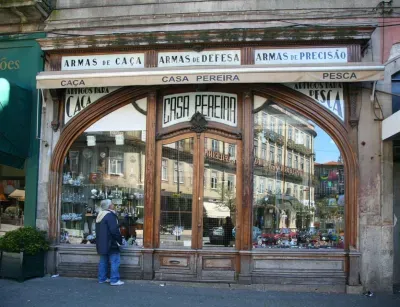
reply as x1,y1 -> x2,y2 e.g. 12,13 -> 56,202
0,33 -> 45,231
35,41 -> 387,292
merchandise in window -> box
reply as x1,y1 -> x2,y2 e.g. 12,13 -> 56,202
60,99 -> 147,247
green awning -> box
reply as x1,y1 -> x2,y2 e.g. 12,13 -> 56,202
0,78 -> 32,169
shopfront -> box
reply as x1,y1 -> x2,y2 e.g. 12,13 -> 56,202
37,45 -> 383,291
0,33 -> 45,233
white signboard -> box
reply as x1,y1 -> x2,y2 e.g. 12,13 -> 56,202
285,83 -> 344,121
65,87 -> 119,124
61,54 -> 145,71
255,48 -> 348,65
158,50 -> 241,67
162,92 -> 237,128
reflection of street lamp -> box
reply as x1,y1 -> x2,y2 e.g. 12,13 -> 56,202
175,141 -> 181,241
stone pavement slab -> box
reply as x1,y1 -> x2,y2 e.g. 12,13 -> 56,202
0,277 -> 399,307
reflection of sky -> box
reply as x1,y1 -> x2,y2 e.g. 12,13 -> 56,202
313,124 -> 340,163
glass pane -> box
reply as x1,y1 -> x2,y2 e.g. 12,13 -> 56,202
160,138 -> 194,248
253,98 -> 345,250
61,98 -> 147,247
203,138 -> 236,248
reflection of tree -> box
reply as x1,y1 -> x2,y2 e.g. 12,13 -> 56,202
215,183 -> 236,216
316,198 -> 339,220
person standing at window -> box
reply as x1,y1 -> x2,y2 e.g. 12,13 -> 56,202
96,199 -> 124,286
223,216 -> 234,247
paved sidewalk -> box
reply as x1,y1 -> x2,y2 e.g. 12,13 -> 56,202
0,277 -> 399,307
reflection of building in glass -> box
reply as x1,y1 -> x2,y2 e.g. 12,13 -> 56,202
249,102 -> 349,249
253,104 -> 316,204
313,159 -> 345,232
314,159 -> 345,199
160,138 -> 238,247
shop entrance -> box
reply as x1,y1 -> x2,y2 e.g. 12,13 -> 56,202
156,132 -> 241,249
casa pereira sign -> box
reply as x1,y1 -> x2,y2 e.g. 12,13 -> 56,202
56,70 -> 365,88
162,92 -> 237,128
255,48 -> 348,65
285,83 -> 344,121
64,87 -> 118,124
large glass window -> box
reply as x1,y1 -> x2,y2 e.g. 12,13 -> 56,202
277,147 -> 282,165
262,112 -> 267,131
160,138 -> 194,248
211,171 -> 218,189
270,117 -> 275,131
61,98 -> 147,247
261,144 -> 267,160
278,120 -> 283,135
253,96 -> 345,250
212,139 -> 219,152
174,162 -> 184,184
162,159 -> 168,181
287,152 -> 292,168
203,139 -> 237,248
288,126 -> 293,140
270,145 -> 275,164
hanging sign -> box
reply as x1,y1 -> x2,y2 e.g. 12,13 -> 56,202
64,87 -> 119,124
158,50 -> 241,67
162,92 -> 237,128
61,53 -> 145,71
285,83 -> 344,121
255,48 -> 348,65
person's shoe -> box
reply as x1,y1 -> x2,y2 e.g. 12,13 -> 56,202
99,279 -> 110,284
110,280 -> 124,286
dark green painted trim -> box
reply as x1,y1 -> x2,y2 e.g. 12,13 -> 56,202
0,32 -> 45,227
0,33 -> 45,42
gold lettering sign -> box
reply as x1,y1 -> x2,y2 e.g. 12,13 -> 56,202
0,57 -> 20,71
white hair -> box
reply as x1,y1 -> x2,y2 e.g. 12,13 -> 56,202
100,199 -> 112,210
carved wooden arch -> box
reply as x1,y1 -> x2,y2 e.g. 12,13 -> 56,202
48,85 -> 163,241
252,84 -> 357,250
48,83 -> 358,252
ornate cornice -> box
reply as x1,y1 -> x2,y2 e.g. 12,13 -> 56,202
38,26 -> 375,51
